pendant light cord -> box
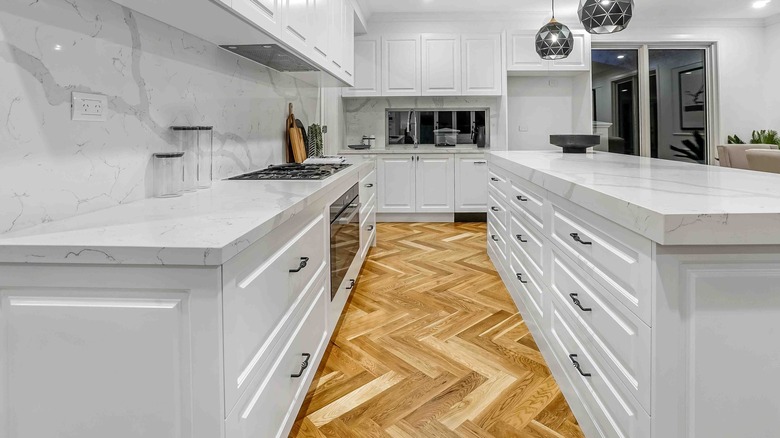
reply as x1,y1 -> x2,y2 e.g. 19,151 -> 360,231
552,0 -> 555,19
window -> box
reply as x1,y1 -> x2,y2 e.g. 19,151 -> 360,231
386,109 -> 489,147
592,45 -> 714,164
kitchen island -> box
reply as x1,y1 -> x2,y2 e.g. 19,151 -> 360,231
0,158 -> 377,438
487,151 -> 780,438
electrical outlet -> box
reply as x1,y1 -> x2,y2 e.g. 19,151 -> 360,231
72,92 -> 107,122
518,126 -> 529,133
548,79 -> 559,88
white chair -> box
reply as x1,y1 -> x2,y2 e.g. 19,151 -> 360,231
746,149 -> 780,174
717,144 -> 776,170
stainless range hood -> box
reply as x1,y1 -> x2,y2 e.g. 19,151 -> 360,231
219,44 -> 318,73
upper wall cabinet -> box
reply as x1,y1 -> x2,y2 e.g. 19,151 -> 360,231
342,0 -> 355,78
421,34 -> 462,96
310,0 -> 329,60
462,34 -> 502,96
382,35 -> 422,96
282,0 -> 312,53
342,36 -> 381,97
233,0 -> 283,38
328,0 -> 345,70
508,30 -> 591,74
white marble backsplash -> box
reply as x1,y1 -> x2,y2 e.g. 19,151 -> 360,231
343,96 -> 501,148
0,0 -> 319,234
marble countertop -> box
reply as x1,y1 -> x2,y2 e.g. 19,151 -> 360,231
490,151 -> 780,245
340,147 -> 488,155
0,159 -> 371,266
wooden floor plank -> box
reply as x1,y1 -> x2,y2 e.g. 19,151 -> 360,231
290,223 -> 583,437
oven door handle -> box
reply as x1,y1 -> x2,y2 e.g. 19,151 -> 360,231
337,204 -> 361,224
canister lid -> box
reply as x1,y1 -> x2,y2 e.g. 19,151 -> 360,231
153,152 -> 185,158
197,126 -> 213,131
170,126 -> 199,131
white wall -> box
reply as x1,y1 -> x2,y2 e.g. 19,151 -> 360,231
765,18 -> 780,130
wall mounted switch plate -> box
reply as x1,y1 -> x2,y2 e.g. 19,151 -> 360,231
72,92 -> 108,122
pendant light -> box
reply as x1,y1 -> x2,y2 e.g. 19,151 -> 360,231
535,0 -> 574,61
578,0 -> 634,34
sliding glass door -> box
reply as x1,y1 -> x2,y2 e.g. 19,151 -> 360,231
592,46 -> 714,164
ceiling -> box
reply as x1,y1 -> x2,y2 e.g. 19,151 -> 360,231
357,0 -> 780,21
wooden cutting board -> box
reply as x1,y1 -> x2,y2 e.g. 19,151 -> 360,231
289,126 -> 307,164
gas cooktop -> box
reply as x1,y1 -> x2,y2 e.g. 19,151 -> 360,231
227,163 -> 352,181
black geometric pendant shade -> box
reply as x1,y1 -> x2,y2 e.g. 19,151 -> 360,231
578,0 -> 634,34
535,19 -> 574,61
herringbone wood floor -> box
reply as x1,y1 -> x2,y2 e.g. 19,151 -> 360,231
290,223 -> 585,438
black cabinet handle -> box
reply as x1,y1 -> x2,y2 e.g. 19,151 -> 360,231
516,273 -> 528,284
516,234 -> 528,243
289,257 -> 310,273
569,354 -> 592,377
491,206 -> 501,212
516,195 -> 528,202
569,293 -> 593,312
346,279 -> 356,290
291,353 -> 311,378
570,233 -> 593,246
367,225 -> 375,231
491,177 -> 500,182
365,183 -> 374,188
491,235 -> 500,242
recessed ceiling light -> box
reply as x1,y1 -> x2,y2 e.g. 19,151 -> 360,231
617,55 -> 625,59
53,44 -> 62,51
753,0 -> 771,8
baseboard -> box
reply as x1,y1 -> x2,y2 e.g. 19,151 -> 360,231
455,213 -> 487,223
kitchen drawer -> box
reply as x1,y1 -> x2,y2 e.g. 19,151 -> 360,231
549,245 -> 651,412
226,279 -> 329,438
509,211 -> 545,280
222,214 -> 327,410
360,202 -> 376,257
509,177 -> 546,232
488,168 -> 509,197
488,221 -> 508,263
548,298 -> 651,438
487,191 -> 508,232
360,169 -> 377,214
549,199 -> 652,325
508,247 -> 544,324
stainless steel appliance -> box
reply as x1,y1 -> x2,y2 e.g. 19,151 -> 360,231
330,183 -> 360,300
227,163 -> 351,181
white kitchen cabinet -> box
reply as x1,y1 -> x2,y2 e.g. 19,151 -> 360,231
455,155 -> 488,212
377,155 -> 416,213
282,0 -> 312,54
232,0 -> 283,38
382,35 -> 422,96
508,30 -> 591,73
328,0 -> 344,69
342,36 -> 381,97
421,34 -> 461,96
462,34 -> 502,96
310,0 -> 329,59
342,0 -> 355,78
415,155 -> 455,212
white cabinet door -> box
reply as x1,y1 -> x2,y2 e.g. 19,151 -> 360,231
311,0 -> 329,59
421,34 -> 461,96
455,155 -> 488,212
342,0 -> 355,78
551,32 -> 591,71
282,0 -> 312,53
328,0 -> 344,69
343,36 -> 381,96
377,155 -> 416,213
382,35 -> 421,96
232,0 -> 283,38
415,155 -> 455,213
508,31 -> 546,71
462,34 -> 502,96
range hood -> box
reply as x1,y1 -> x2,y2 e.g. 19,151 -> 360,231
219,44 -> 318,73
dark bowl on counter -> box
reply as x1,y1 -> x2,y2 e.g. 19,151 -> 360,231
550,135 -> 600,154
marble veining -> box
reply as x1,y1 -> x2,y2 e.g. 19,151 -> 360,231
490,151 -> 780,245
0,0 -> 319,235
0,160 -> 371,266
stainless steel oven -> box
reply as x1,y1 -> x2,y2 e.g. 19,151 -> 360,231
330,183 -> 360,301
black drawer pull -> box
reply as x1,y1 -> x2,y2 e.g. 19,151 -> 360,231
367,225 -> 375,231
365,183 -> 374,188
289,257 -> 310,273
516,273 -> 528,284
291,353 -> 311,378
491,177 -> 500,182
491,206 -> 501,212
569,293 -> 593,312
569,354 -> 592,377
570,233 -> 593,245
516,234 -> 528,243
516,195 -> 528,202
491,235 -> 500,242
346,279 -> 356,290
